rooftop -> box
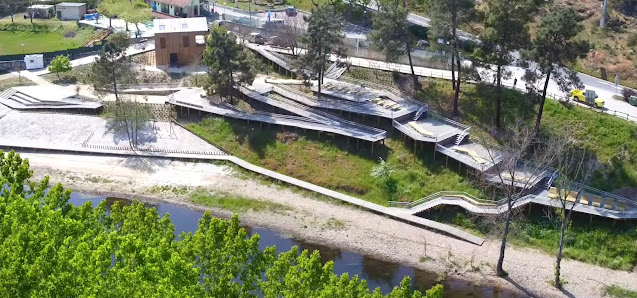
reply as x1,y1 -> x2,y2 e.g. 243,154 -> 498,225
153,17 -> 209,34
56,2 -> 87,6
153,0 -> 192,7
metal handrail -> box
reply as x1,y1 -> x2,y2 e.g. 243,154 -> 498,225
428,111 -> 471,131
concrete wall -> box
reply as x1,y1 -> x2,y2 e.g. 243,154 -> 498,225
55,4 -> 87,20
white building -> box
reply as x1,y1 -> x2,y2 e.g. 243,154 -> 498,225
55,2 -> 87,20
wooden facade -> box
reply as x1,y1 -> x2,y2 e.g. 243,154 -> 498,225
154,30 -> 207,67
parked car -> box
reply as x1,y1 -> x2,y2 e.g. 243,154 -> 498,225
285,6 -> 297,17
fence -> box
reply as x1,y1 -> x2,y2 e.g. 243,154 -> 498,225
0,49 -> 102,73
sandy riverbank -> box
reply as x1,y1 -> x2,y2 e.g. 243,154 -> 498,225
18,151 -> 637,298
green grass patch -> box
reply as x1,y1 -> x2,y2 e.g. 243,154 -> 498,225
604,285 -> 637,298
345,67 -> 637,194
0,76 -> 35,91
190,189 -> 292,213
186,117 -> 481,205
0,21 -> 98,55
425,206 -> 637,270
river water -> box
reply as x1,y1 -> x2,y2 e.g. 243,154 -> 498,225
68,192 -> 520,297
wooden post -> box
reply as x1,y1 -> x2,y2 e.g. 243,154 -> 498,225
446,155 -> 448,167
589,215 -> 593,225
347,137 -> 349,147
371,141 -> 374,156
528,204 -> 532,215
413,141 -> 416,154
357,139 -> 359,149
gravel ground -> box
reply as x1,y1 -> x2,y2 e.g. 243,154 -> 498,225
17,151 -> 637,298
0,112 -> 221,153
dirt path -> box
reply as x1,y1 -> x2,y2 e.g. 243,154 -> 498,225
18,151 -> 637,298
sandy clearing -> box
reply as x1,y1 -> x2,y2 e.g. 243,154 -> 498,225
16,151 -> 637,298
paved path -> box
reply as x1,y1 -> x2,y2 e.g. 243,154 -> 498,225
0,138 -> 484,245
256,43 -> 637,123
10,41 -> 155,79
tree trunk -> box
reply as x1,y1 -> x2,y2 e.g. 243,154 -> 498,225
534,70 -> 552,138
451,51 -> 456,90
405,41 -> 418,89
555,214 -> 567,289
112,69 -> 119,101
402,0 -> 418,89
555,204 -> 574,289
496,199 -> 514,276
109,17 -> 112,28
451,7 -> 460,117
495,64 -> 502,129
453,47 -> 461,117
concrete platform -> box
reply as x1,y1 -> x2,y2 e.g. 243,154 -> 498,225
0,85 -> 102,111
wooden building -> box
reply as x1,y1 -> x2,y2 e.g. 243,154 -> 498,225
153,17 -> 209,68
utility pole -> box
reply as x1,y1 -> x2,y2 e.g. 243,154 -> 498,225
600,0 -> 608,28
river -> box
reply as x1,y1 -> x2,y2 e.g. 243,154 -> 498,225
68,192 -> 520,297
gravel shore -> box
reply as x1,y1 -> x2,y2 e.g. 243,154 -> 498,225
19,151 -> 637,298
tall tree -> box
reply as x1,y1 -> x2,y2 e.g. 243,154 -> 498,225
88,32 -> 135,101
370,0 -> 418,88
204,25 -> 239,100
204,25 -> 261,101
0,150 -> 442,297
121,0 -> 151,36
477,0 -> 532,129
549,137 -> 594,289
479,119 -> 564,277
523,8 -> 588,137
427,0 -> 475,117
301,5 -> 344,96
98,0 -> 126,28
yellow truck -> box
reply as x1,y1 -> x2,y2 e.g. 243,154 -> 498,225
570,89 -> 605,108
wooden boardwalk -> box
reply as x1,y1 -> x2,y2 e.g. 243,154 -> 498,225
0,141 -> 485,246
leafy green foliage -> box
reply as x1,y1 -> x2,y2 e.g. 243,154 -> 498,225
0,150 -> 440,297
299,5 -> 344,93
370,0 -> 412,62
604,285 -> 637,298
186,117 -> 481,205
477,0 -> 532,128
204,25 -> 260,99
88,32 -> 136,101
426,206 -> 637,270
523,8 -> 589,134
48,55 -> 72,80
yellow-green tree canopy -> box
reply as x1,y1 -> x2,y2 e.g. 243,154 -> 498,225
0,150 -> 443,297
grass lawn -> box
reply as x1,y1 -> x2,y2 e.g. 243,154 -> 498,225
605,285 -> 637,298
0,17 -> 98,55
190,189 -> 292,213
0,76 -> 35,91
424,206 -> 637,270
186,117 -> 481,206
345,67 -> 637,195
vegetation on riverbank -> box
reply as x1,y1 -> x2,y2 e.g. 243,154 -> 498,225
186,117 -> 481,205
345,67 -> 637,195
605,285 -> 637,298
190,189 -> 292,213
424,206 -> 637,270
0,150 -> 441,297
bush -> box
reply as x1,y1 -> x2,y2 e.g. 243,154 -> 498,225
622,87 -> 637,102
628,33 -> 637,47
